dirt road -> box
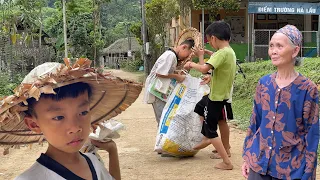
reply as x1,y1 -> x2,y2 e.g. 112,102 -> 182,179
0,70 -> 319,180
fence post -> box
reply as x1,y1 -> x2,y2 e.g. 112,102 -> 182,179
317,30 -> 319,57
247,13 -> 250,62
318,15 -> 320,57
251,14 -> 255,61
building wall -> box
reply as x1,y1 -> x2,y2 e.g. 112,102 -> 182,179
169,2 -> 318,45
191,9 -> 247,43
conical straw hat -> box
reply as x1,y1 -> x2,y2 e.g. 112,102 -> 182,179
0,58 -> 142,145
175,27 -> 203,70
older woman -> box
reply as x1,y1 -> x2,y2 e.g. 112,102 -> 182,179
242,25 -> 319,180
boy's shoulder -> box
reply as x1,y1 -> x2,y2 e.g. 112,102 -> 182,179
15,153 -> 113,180
159,49 -> 177,59
213,46 -> 234,57
83,153 -> 114,179
15,161 -> 61,180
221,46 -> 235,54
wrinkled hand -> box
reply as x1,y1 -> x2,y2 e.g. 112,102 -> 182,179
91,139 -> 117,154
241,161 -> 250,179
176,74 -> 186,83
200,75 -> 211,85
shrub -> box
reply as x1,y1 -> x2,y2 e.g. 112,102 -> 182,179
121,58 -> 144,72
0,73 -> 24,96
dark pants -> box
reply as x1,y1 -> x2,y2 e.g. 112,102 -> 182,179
248,169 -> 300,180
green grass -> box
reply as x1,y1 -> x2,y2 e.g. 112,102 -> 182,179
232,58 -> 320,129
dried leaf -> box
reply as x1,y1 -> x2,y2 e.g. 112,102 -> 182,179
64,58 -> 71,67
16,95 -> 28,103
28,86 -> 41,101
47,78 -> 57,84
74,58 -> 91,68
3,95 -> 15,104
22,100 -> 28,105
69,69 -> 87,78
40,86 -> 56,94
82,59 -> 92,68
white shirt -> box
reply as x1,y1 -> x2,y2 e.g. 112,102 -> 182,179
15,153 -> 114,180
143,49 -> 178,104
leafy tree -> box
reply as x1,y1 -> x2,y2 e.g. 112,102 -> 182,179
192,0 -> 240,21
176,0 -> 193,16
144,0 -> 180,73
16,0 -> 48,65
0,0 -> 142,69
100,0 -> 140,46
129,21 -> 142,45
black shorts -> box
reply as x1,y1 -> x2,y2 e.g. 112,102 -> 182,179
194,95 -> 233,138
194,95 -> 233,120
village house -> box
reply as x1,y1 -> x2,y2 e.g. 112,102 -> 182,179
168,0 -> 320,60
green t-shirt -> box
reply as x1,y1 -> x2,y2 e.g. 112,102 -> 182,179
206,46 -> 236,101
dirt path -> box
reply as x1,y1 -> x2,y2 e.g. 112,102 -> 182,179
0,70 -> 319,180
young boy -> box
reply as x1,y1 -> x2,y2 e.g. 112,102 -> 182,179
143,39 -> 195,126
0,59 -> 142,179
184,21 -> 236,170
195,48 -> 234,157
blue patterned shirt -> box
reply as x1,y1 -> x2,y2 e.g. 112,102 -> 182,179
243,73 -> 319,180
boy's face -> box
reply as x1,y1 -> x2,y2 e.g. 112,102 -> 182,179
177,45 -> 192,61
206,35 -> 217,49
24,92 -> 91,153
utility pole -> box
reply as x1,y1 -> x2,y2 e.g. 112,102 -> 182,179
62,0 -> 68,58
126,23 -> 132,57
141,0 -> 149,76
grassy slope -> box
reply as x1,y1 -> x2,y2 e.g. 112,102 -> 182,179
232,58 -> 320,129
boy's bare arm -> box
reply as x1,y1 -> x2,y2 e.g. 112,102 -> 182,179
184,62 -> 212,74
91,140 -> 121,180
198,54 -> 205,65
156,73 -> 185,83
204,49 -> 214,56
107,143 -> 120,180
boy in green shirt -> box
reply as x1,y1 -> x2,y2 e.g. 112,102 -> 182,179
184,21 -> 236,170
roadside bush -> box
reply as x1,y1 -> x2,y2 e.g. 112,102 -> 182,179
121,58 -> 143,72
0,73 -> 24,96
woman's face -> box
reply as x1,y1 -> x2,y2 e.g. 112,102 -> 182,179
268,33 -> 299,67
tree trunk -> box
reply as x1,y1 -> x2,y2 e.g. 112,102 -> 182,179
39,7 -> 43,64
62,0 -> 68,58
93,0 -> 97,67
9,38 -> 13,82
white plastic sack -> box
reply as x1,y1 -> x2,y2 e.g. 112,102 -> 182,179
80,119 -> 124,163
154,75 -> 210,157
